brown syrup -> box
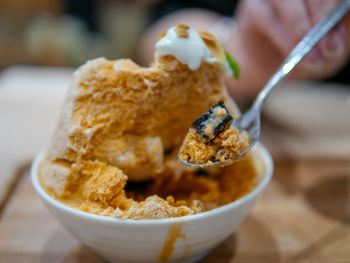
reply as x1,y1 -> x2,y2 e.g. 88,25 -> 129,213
158,223 -> 190,262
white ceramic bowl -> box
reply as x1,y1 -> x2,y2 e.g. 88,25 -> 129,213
31,143 -> 273,263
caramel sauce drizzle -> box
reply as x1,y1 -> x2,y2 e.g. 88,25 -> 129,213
158,223 -> 190,262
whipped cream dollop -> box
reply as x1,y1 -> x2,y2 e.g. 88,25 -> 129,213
155,26 -> 217,70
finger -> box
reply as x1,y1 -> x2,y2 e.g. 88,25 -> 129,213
270,0 -> 312,46
302,47 -> 324,71
270,0 -> 322,68
306,0 -> 345,58
291,8 -> 350,79
239,0 -> 292,55
306,0 -> 339,23
319,22 -> 346,59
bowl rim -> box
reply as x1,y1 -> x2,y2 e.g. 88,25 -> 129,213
31,143 -> 273,226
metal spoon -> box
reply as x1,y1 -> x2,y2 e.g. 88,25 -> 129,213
179,0 -> 350,168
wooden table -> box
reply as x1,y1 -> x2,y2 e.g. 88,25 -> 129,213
1,66 -> 350,263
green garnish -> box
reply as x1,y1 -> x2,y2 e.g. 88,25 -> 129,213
224,50 -> 240,79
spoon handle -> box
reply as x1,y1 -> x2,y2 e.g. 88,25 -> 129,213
251,0 -> 350,113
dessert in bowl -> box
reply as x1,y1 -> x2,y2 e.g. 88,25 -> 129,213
32,144 -> 272,263
31,24 -> 273,262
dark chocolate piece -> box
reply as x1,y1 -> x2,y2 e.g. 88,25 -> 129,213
192,100 -> 233,140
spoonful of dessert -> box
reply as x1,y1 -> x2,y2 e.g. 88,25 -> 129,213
179,0 -> 350,168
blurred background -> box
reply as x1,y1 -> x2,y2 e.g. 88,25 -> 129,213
1,0 -> 349,80
0,0 -> 240,68
1,0 -> 152,68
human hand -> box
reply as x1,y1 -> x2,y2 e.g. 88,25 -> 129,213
226,0 -> 350,99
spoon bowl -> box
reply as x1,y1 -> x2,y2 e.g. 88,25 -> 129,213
178,114 -> 260,168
